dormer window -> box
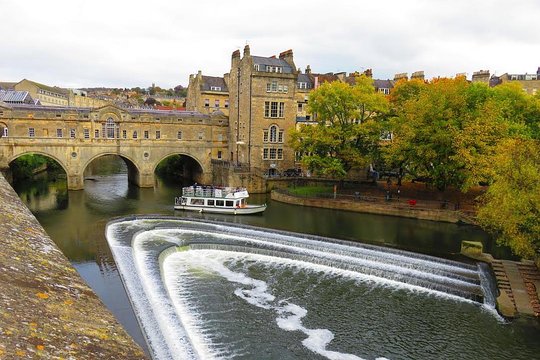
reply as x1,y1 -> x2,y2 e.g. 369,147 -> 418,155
210,86 -> 222,91
266,65 -> 283,73
254,64 -> 260,71
298,82 -> 308,89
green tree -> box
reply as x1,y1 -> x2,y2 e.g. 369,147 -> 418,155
490,82 -> 540,139
385,77 -> 515,191
477,139 -> 540,259
290,76 -> 388,178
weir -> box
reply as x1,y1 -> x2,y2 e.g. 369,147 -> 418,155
106,216 -> 499,360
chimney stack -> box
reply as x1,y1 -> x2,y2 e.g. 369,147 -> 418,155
279,49 -> 295,69
411,71 -> 425,81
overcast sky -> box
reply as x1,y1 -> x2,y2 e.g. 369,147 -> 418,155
2,0 -> 540,89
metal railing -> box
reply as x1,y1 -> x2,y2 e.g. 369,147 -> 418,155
182,186 -> 245,198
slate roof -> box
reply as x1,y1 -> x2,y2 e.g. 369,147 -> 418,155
0,90 -> 35,104
373,79 -> 394,89
297,73 -> 313,88
201,76 -> 228,92
313,73 -> 340,84
252,56 -> 294,73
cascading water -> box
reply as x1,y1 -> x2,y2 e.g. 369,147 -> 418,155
106,216 -> 503,360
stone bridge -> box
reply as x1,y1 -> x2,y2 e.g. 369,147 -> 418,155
0,103 -> 229,189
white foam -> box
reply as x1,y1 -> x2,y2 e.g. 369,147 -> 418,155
105,218 -> 495,360
155,228 -> 480,301
165,249 -> 393,360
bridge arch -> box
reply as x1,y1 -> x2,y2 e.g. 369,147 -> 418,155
153,152 -> 206,184
82,153 -> 142,187
8,151 -> 69,175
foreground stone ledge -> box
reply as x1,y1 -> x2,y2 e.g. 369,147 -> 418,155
0,174 -> 146,359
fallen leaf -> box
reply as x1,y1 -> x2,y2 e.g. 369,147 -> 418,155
36,292 -> 49,299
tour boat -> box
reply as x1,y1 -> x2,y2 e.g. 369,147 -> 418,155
174,185 -> 266,214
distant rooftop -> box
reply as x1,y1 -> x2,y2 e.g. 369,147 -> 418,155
201,76 -> 228,92
1,102 -> 210,117
252,56 -> 294,73
0,90 -> 35,104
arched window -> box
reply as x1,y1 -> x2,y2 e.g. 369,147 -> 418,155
1,125 -> 8,138
106,118 -> 116,139
269,125 -> 277,143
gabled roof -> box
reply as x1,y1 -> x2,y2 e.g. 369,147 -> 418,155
17,79 -> 68,96
252,56 -> 294,73
201,76 -> 228,92
0,90 -> 35,104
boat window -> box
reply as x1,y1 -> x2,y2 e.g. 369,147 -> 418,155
216,200 -> 225,206
226,200 -> 234,207
191,199 -> 204,205
207,199 -> 215,206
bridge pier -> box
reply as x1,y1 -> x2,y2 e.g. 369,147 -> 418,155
67,174 -> 84,190
137,172 -> 155,188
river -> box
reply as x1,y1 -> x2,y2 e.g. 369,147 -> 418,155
12,156 -> 540,359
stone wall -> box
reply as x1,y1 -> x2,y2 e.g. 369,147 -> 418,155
0,174 -> 146,358
271,189 -> 473,224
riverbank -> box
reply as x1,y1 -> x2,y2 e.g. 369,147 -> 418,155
271,188 -> 476,224
0,174 -> 146,359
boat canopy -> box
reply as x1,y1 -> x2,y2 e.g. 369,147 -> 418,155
182,186 -> 249,199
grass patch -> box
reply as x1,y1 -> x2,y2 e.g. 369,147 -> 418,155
288,185 -> 333,197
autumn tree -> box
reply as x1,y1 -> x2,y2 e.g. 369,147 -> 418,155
477,138 -> 540,258
289,76 -> 389,178
384,77 -> 520,191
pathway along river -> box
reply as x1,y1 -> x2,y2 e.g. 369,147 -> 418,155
13,156 -> 540,359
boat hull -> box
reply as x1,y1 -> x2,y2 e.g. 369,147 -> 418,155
174,204 -> 267,215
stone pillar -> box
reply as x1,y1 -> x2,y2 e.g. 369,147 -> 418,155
137,172 -> 155,188
67,174 -> 84,190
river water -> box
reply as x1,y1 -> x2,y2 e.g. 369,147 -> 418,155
12,157 -> 540,359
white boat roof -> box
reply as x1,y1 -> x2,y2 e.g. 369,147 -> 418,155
182,186 -> 249,199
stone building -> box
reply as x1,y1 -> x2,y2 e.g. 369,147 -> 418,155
497,68 -> 540,95
295,66 -> 315,128
67,89 -> 112,108
186,71 -> 229,116
228,45 -> 298,176
14,79 -> 69,106
471,70 -> 491,84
